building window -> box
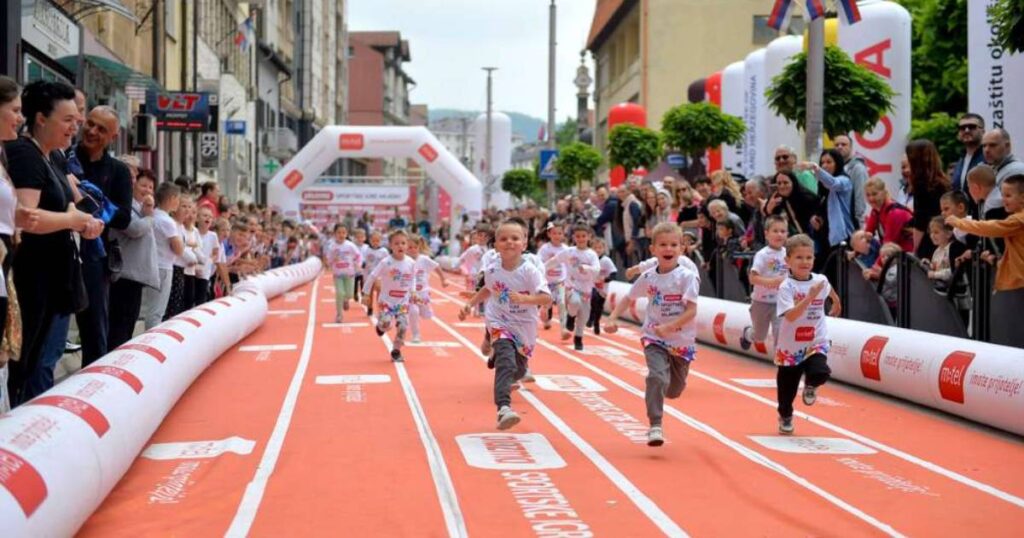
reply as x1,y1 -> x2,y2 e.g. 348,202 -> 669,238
752,15 -> 806,45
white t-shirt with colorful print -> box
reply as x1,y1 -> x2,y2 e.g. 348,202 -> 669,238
750,245 -> 788,303
484,259 -> 550,359
362,245 -> 390,275
595,255 -> 617,295
548,246 -> 600,293
458,244 -> 487,276
775,273 -> 832,366
538,242 -> 568,284
628,263 -> 700,361
364,255 -> 416,315
413,255 -> 440,302
326,239 -> 363,277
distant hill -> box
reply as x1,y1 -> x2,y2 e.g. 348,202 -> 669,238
429,108 -> 546,142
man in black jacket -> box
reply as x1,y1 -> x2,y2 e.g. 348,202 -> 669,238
75,106 -> 133,367
951,113 -> 986,215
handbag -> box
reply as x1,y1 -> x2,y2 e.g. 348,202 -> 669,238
62,238 -> 90,314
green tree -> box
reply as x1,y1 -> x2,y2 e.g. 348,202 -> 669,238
502,168 -> 540,201
765,45 -> 896,138
661,102 -> 745,174
989,0 -> 1024,54
895,0 -> 968,119
555,116 -> 578,147
909,112 -> 960,167
607,124 -> 662,175
555,142 -> 603,191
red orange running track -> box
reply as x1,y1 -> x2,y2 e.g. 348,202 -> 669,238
79,273 -> 1024,537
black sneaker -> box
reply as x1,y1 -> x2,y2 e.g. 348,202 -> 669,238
802,385 -> 817,406
566,315 -> 576,331
739,327 -> 752,351
573,336 -> 583,351
487,355 -> 496,369
367,306 -> 374,317
778,416 -> 794,435
594,323 -> 601,335
390,349 -> 403,362
375,326 -> 384,337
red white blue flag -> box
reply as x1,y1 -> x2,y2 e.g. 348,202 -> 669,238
234,14 -> 255,52
805,0 -> 827,21
767,0 -> 795,31
837,0 -> 863,25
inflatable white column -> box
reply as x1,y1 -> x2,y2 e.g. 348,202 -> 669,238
838,0 -> 912,196
720,61 -> 746,174
743,49 -> 769,178
764,36 -> 805,161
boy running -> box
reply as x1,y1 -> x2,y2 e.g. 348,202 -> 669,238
362,231 -> 390,317
774,234 -> 840,435
606,223 -> 700,447
409,236 -> 448,343
741,215 -> 789,352
537,223 -> 569,330
363,229 -> 416,362
545,225 -> 601,350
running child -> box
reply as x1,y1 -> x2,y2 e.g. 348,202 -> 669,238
325,224 -> 363,323
606,223 -> 700,447
624,249 -> 700,280
352,228 -> 368,302
741,215 -> 789,352
537,223 -> 568,330
459,226 -> 492,316
774,234 -> 841,435
361,230 -> 390,317
363,229 -> 416,362
545,225 -> 601,350
460,220 -> 552,430
587,237 -> 617,335
409,236 -> 448,343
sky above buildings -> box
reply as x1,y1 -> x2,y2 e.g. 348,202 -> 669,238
349,0 -> 597,121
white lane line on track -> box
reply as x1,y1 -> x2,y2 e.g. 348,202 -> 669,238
376,317 -> 469,538
238,344 -> 298,352
431,314 -> 689,538
226,283 -> 319,537
433,289 -> 903,537
588,331 -> 1024,510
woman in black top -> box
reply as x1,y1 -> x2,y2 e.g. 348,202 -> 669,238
763,171 -> 818,237
5,80 -> 101,407
906,139 -> 951,260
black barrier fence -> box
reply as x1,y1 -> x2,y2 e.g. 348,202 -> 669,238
705,245 -> 1022,347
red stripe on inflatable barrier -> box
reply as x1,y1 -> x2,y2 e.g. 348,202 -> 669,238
215,299 -> 232,307
149,328 -> 185,342
713,313 -> 728,345
117,344 -> 167,363
238,289 -> 257,296
0,448 -> 47,517
175,316 -> 202,328
79,366 -> 144,394
26,396 -> 110,437
196,307 -> 217,316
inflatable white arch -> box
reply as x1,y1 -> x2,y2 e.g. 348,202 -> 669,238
267,126 -> 483,233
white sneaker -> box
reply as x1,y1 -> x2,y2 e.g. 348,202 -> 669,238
647,426 -> 664,447
778,416 -> 794,435
497,406 -> 520,430
411,334 -> 421,344
520,370 -> 536,383
802,385 -> 817,406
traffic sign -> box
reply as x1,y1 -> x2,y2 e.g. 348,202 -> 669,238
666,153 -> 686,167
539,149 -> 559,181
225,120 -> 246,134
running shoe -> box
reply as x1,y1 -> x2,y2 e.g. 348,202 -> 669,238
802,385 -> 817,406
573,336 -> 583,351
520,369 -> 536,383
335,314 -> 342,323
411,334 -> 421,344
647,426 -> 664,447
481,338 -> 493,357
487,355 -> 496,369
561,330 -> 572,341
390,349 -> 404,362
739,326 -> 752,351
497,406 -> 521,430
65,341 -> 82,354
566,315 -> 576,331
543,321 -> 551,330
375,325 -> 384,337
778,416 -> 794,435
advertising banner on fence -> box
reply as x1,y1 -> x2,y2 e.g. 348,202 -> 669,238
298,184 -> 417,230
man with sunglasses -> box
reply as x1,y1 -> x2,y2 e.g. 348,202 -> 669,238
774,145 -> 818,196
951,113 -> 986,197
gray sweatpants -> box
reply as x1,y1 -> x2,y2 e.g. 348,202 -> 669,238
645,344 -> 691,426
140,267 -> 173,329
567,289 -> 591,337
493,339 -> 527,410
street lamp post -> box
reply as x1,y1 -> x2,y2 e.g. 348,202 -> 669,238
546,0 -> 557,208
483,67 -> 498,210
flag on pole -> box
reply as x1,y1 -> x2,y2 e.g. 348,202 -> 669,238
805,0 -> 827,21
537,123 -> 546,142
234,14 -> 255,52
767,0 -> 795,31
837,0 -> 862,25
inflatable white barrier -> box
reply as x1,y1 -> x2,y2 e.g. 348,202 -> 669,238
0,258 -> 323,536
605,281 -> 1024,436
436,255 -> 461,274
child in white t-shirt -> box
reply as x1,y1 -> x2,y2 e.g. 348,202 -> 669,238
774,234 -> 841,435
409,236 -> 448,342
352,228 -> 368,302
458,227 -> 491,290
363,229 -> 416,362
361,231 -> 390,318
537,223 -> 569,330
545,225 -> 601,350
625,252 -> 699,280
195,206 -> 220,305
461,220 -> 551,430
587,237 -> 617,335
606,223 -> 700,447
742,215 -> 788,353
326,224 -> 363,323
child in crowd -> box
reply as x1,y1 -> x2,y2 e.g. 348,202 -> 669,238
167,196 -> 199,319
774,234 -> 840,435
587,237 -> 617,335
715,220 -> 742,257
538,223 -> 568,331
682,231 -> 705,268
225,222 -> 258,285
409,236 -> 448,343
939,191 -> 975,249
325,224 -> 363,323
195,206 -> 219,306
606,223 -> 700,447
213,218 -> 232,297
460,220 -> 551,430
363,229 -> 416,362
141,182 -> 182,329
948,174 -> 1024,291
847,230 -> 880,268
545,225 -> 601,350
352,228 -> 367,302
742,215 -> 789,353
865,242 -> 903,315
924,216 -> 972,317
362,231 -> 390,317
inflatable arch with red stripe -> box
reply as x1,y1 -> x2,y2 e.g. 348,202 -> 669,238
267,126 -> 483,234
